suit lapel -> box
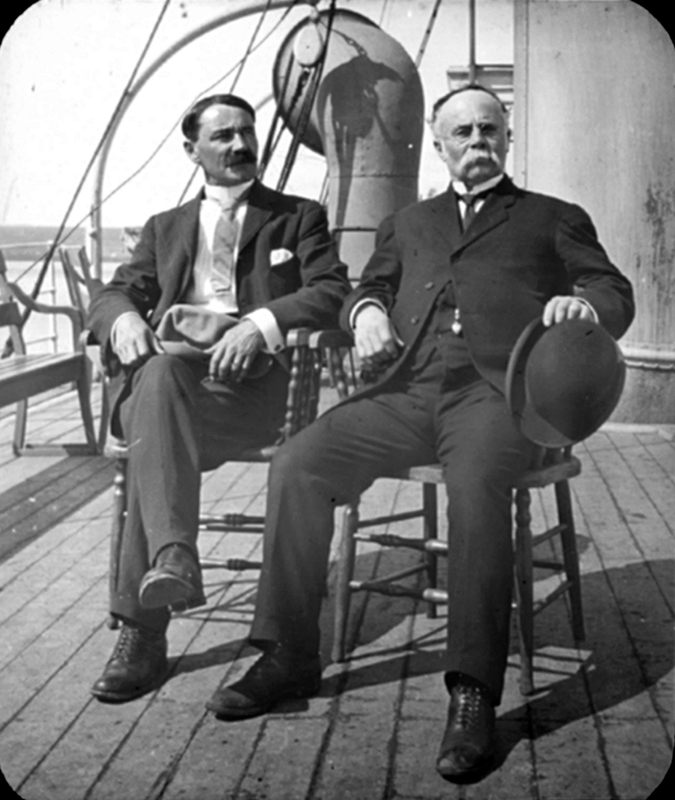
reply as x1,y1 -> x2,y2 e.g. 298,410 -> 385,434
239,180 -> 273,254
428,189 -> 462,251
453,176 -> 517,254
173,194 -> 202,301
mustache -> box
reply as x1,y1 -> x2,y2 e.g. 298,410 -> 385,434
225,152 -> 257,166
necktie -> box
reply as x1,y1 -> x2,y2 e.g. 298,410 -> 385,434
211,203 -> 239,297
458,190 -> 490,231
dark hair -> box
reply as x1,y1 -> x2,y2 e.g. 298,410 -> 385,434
431,83 -> 508,123
181,94 -> 256,141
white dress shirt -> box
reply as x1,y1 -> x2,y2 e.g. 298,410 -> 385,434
112,181 -> 285,355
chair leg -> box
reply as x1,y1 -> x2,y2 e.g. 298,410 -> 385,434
422,482 -> 439,618
97,378 -> 111,453
12,399 -> 29,455
332,502 -> 359,663
76,368 -> 99,453
514,487 -> 535,695
107,457 -> 127,630
555,480 -> 585,642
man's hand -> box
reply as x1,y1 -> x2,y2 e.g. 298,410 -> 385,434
542,296 -> 596,326
207,319 -> 265,383
114,313 -> 164,366
353,304 -> 403,371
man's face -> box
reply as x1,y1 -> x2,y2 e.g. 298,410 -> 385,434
432,90 -> 509,188
184,103 -> 258,186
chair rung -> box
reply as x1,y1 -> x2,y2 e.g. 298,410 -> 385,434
199,513 -> 264,532
200,523 -> 264,533
354,532 -> 448,554
356,509 -> 426,528
349,578 -> 448,605
531,523 -> 567,547
532,558 -> 564,571
218,558 -> 262,572
350,562 -> 428,591
532,580 -> 572,614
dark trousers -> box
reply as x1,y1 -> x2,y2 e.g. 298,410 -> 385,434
250,354 -> 535,704
112,354 -> 289,632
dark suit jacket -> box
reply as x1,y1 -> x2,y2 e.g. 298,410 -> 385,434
340,176 -> 635,395
88,180 -> 350,417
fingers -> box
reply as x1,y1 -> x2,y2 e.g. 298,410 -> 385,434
354,309 -> 402,368
542,296 -> 594,326
209,349 -> 253,383
116,328 -> 163,366
207,322 -> 263,383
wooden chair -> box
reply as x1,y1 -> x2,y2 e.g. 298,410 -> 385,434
324,334 -> 586,695
59,247 -> 110,451
0,249 -> 98,455
59,246 -> 103,317
101,328 -> 353,626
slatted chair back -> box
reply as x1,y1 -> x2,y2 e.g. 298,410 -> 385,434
59,247 -> 104,316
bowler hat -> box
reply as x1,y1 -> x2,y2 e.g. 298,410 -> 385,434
505,317 -> 626,447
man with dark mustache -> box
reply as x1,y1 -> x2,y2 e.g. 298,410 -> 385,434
86,94 -> 350,704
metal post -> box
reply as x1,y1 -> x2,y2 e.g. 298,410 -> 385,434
468,0 -> 477,82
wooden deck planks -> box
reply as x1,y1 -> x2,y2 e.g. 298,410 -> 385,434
0,405 -> 672,799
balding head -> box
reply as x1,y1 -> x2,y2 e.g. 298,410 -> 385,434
431,87 -> 510,188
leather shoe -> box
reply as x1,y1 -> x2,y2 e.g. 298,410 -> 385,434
436,673 -> 496,782
139,544 -> 206,611
205,643 -> 322,720
91,622 -> 168,703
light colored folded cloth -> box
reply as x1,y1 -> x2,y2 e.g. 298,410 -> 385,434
155,304 -> 273,378
156,304 -> 239,357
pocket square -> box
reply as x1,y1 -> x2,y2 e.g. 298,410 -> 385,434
270,248 -> 294,267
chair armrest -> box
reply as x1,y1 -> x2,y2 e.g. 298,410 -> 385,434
308,329 -> 354,349
9,280 -> 85,340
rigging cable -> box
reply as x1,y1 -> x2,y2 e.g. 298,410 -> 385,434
18,0 -> 299,272
19,0 -> 173,294
415,0 -> 443,68
274,0 -> 338,193
176,0 -> 286,206
4,0 -> 173,359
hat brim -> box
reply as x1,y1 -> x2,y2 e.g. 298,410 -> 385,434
506,318 -> 574,447
506,317 -> 626,447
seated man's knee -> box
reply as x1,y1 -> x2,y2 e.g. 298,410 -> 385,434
133,354 -> 194,393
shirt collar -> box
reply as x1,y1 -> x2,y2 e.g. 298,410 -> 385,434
451,173 -> 504,198
204,179 -> 255,207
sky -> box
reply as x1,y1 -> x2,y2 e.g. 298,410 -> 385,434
0,0 -> 515,231
0,0 -> 668,235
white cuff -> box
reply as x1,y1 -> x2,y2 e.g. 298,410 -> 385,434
244,308 -> 284,354
349,298 -> 388,332
110,311 -> 143,352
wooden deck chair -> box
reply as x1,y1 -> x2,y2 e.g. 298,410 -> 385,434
97,328 -> 353,627
0,249 -> 98,455
321,332 -> 586,695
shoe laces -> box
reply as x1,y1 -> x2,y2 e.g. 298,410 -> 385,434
112,625 -> 163,664
454,684 -> 485,730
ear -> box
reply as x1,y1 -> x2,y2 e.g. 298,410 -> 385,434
433,139 -> 448,165
183,140 -> 200,166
